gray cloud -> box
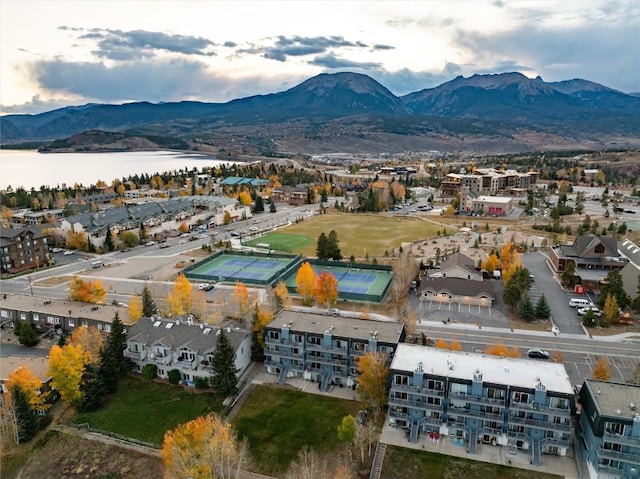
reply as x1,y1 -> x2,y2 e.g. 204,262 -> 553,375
309,54 -> 381,69
0,95 -> 76,115
244,35 -> 373,62
369,64 -> 464,96
69,27 -> 216,60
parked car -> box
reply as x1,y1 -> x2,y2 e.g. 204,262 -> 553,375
51,247 -> 63,253
144,241 -> 156,246
578,307 -> 602,317
63,250 -> 74,256
198,283 -> 214,291
527,349 -> 550,360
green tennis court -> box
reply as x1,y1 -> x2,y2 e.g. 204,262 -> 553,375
282,260 -> 393,303
184,251 -> 302,286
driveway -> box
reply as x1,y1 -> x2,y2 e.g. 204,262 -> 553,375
521,252 -> 586,335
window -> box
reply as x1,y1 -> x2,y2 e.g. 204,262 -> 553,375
68,319 -> 75,327
0,310 -> 8,318
604,422 -> 624,435
292,334 -> 303,343
20,313 -> 26,320
33,313 -> 39,322
354,342 -> 366,351
308,336 -> 321,345
428,379 -> 443,391
427,396 -> 441,406
267,331 -> 279,340
394,375 -> 409,386
97,323 -> 111,333
47,316 -> 60,325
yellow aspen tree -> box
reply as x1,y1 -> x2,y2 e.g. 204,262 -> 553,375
238,190 -> 253,205
551,351 -> 565,363
6,366 -> 49,412
484,343 -> 510,357
162,414 -> 249,479
296,261 -> 316,306
592,356 -> 612,380
449,340 -> 463,351
481,253 -> 500,274
356,352 -> 389,410
128,295 -> 143,322
273,281 -> 290,309
191,290 -> 208,319
233,281 -> 250,318
168,274 -> 192,316
48,343 -> 90,407
314,270 -> 339,309
70,325 -> 104,363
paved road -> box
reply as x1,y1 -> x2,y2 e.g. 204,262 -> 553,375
521,252 -> 586,335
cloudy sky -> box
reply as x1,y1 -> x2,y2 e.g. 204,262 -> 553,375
1,0 -> 638,115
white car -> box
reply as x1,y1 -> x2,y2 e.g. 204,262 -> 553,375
63,250 -> 74,256
578,307 -> 602,317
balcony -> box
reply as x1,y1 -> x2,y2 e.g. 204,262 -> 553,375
543,437 -> 570,449
449,391 -> 506,407
388,397 -> 443,412
149,354 -> 171,365
124,349 -> 147,360
392,384 -> 445,397
508,415 -> 571,433
604,431 -> 640,448
306,343 -> 348,354
507,430 -> 529,443
448,405 -> 503,422
510,401 -> 571,417
308,354 -> 348,366
596,444 -> 640,466
175,358 -> 197,369
264,348 -> 303,359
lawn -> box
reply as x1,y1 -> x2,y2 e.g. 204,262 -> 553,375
245,213 -> 447,258
232,384 -> 360,475
381,446 -> 563,479
70,376 -> 224,445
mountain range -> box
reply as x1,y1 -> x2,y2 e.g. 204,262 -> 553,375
2,72 -> 639,154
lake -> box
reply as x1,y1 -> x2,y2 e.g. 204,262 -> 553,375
0,150 -> 235,190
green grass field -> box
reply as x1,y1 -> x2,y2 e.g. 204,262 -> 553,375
382,446 -> 562,479
232,384 -> 360,475
70,376 -> 224,445
245,213 -> 447,258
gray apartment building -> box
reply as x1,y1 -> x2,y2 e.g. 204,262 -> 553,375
263,310 -> 405,391
388,344 -> 574,466
577,379 -> 640,479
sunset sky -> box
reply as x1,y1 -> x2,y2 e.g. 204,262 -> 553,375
1,0 -> 638,114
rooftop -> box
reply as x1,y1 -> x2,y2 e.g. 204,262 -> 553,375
269,310 -> 404,344
0,294 -> 132,325
391,344 -> 573,394
584,379 -> 640,420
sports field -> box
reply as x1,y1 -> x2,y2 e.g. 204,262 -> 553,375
243,213 -> 446,257
184,251 -> 300,286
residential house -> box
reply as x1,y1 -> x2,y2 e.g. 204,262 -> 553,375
440,169 -> 538,197
577,379 -> 640,479
619,239 -> 640,303
389,344 -> 573,466
0,226 -> 50,274
549,235 -> 626,291
264,310 -> 405,391
417,277 -> 495,308
124,316 -> 252,386
0,294 -> 132,334
428,252 -> 482,281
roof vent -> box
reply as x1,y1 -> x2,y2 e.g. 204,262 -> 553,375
616,409 -> 621,415
203,328 -> 212,335
631,403 -> 637,412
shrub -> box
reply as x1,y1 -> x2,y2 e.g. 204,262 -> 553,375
168,369 -> 181,384
142,364 -> 157,380
194,376 -> 210,389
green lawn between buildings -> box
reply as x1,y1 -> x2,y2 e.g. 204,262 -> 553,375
70,376 -> 224,446
244,212 -> 447,258
381,446 -> 563,479
232,384 -> 360,476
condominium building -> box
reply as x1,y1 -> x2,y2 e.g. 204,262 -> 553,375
263,309 -> 405,391
577,379 -> 640,479
0,226 -> 50,274
388,344 -> 574,466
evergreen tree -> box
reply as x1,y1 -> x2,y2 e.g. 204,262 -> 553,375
79,363 -> 107,412
269,202 -> 277,213
520,295 -> 535,322
535,295 -> 551,319
107,313 -> 128,375
104,225 -> 114,252
327,230 -> 342,261
139,222 -> 147,244
99,346 -> 120,394
11,384 -> 40,443
316,232 -> 329,259
598,269 -> 630,310
254,195 -> 264,212
632,275 -> 640,314
210,329 -> 239,396
250,305 -> 265,362
141,286 -> 158,317
320,188 -> 328,203
14,320 -> 39,347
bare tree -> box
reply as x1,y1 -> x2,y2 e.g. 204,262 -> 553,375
387,249 -> 418,320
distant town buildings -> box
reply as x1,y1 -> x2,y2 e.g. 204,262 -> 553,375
441,168 -> 538,197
